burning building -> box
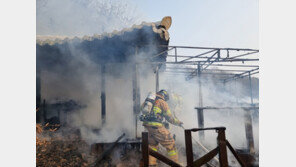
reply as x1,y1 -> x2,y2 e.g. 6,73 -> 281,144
36,16 -> 172,130
36,14 -> 259,166
36,16 -> 174,166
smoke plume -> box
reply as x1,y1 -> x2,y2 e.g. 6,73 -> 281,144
37,0 -> 144,36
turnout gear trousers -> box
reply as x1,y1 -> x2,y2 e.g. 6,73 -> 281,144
141,94 -> 181,166
144,125 -> 179,166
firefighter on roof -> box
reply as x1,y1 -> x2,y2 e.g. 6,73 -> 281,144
140,89 -> 183,166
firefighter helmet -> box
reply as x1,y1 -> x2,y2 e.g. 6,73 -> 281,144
157,89 -> 169,101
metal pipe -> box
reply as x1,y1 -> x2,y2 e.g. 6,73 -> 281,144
248,72 -> 254,105
174,47 -> 177,62
194,106 -> 259,110
243,108 -> 255,155
99,58 -> 259,66
155,66 -> 159,92
197,63 -> 205,140
226,50 -> 259,59
179,49 -> 217,63
153,45 -> 259,52
223,68 -> 259,83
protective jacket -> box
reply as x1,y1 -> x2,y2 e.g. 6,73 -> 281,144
142,94 -> 181,127
142,93 -> 181,165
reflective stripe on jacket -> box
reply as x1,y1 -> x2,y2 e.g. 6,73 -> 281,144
143,94 -> 180,127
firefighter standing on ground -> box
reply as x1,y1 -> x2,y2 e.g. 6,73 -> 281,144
140,90 -> 183,166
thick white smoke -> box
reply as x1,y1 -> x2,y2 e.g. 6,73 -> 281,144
158,71 -> 259,165
37,0 -> 144,36
37,0 -> 146,143
37,1 -> 258,164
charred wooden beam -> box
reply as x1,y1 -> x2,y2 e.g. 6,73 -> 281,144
226,140 -> 247,167
133,62 -> 141,138
101,64 -> 106,126
149,149 -> 182,167
141,132 -> 149,167
36,67 -> 42,123
185,129 -> 194,166
94,133 -> 126,166
217,128 -> 228,167
193,147 -> 219,167
42,99 -> 46,123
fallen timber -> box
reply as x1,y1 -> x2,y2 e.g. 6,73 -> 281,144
92,133 -> 126,166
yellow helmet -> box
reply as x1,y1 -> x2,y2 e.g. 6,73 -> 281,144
157,89 -> 169,101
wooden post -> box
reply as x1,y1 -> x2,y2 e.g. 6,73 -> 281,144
142,132 -> 149,167
226,140 -> 247,167
217,129 -> 228,167
42,99 -> 46,123
101,64 -> 106,126
185,130 -> 194,166
36,68 -> 42,123
133,47 -> 141,138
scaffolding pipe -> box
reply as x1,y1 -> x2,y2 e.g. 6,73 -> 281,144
248,72 -> 254,105
197,62 -> 205,140
155,66 -> 159,92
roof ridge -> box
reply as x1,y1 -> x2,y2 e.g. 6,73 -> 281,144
36,21 -> 161,45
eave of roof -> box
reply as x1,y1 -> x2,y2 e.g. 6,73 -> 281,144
36,21 -> 161,46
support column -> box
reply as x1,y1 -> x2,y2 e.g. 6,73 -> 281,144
197,62 -> 204,140
42,99 -> 46,123
235,78 -> 239,104
185,130 -> 194,166
174,47 -> 177,62
36,67 -> 42,123
101,64 -> 106,126
197,108 -> 204,130
155,66 -> 159,92
133,63 -> 141,138
248,72 -> 254,105
142,132 -> 149,167
217,129 -> 228,167
246,72 -> 255,154
244,108 -> 255,154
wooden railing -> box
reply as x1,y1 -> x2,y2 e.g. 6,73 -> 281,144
141,127 -> 247,167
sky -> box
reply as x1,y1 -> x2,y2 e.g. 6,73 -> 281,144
130,0 -> 259,49
37,0 -> 259,49
36,0 -> 259,75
